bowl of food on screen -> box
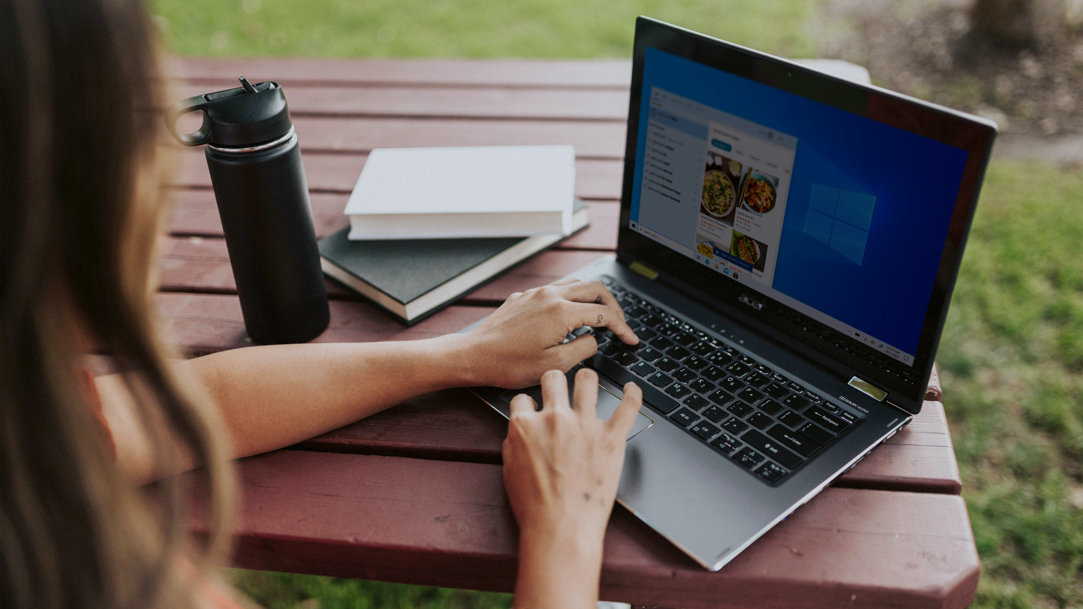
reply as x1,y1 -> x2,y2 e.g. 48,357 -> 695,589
731,234 -> 760,267
701,170 -> 736,218
741,173 -> 777,214
696,241 -> 716,258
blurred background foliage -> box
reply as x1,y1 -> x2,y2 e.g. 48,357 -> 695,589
149,0 -> 1082,607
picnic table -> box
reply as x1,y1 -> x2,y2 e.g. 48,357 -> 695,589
147,58 -> 978,608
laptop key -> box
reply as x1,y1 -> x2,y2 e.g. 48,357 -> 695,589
711,432 -> 742,455
702,405 -> 726,422
722,417 -> 749,434
613,350 -> 638,366
647,372 -> 673,388
725,362 -> 751,376
737,387 -> 764,404
669,408 -> 697,428
739,355 -> 757,365
756,462 -> 789,484
742,429 -> 803,469
782,394 -> 810,411
799,422 -> 833,445
652,337 -> 675,350
770,372 -> 789,384
787,381 -> 806,394
735,447 -> 765,469
758,399 -> 784,415
701,365 -> 725,382
688,378 -> 714,394
636,327 -> 659,342
654,357 -> 680,373
690,421 -> 721,441
667,346 -> 692,360
684,355 -> 708,370
763,383 -> 789,399
778,410 -> 804,428
665,383 -> 692,399
690,342 -> 713,356
747,412 -> 773,430
684,395 -> 711,411
766,424 -> 818,457
706,351 -> 733,366
674,332 -> 697,347
638,347 -> 663,362
707,389 -> 732,406
627,360 -> 657,378
727,401 -> 753,418
744,372 -> 770,388
672,368 -> 697,383
719,376 -> 745,393
806,406 -> 847,434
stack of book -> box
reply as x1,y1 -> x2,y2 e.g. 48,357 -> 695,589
319,145 -> 588,324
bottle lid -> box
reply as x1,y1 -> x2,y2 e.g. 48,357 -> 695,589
165,77 -> 293,148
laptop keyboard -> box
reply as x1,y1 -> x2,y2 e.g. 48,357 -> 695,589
585,277 -> 862,486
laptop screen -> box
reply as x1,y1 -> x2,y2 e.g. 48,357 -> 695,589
626,47 -> 970,371
617,19 -> 995,407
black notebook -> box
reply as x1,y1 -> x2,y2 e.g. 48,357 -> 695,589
319,198 -> 589,324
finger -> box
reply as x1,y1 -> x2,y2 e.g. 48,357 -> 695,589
556,280 -> 627,322
606,382 -> 643,437
545,334 -> 599,371
508,393 -> 538,418
539,369 -> 571,412
573,368 -> 600,421
566,302 -> 638,345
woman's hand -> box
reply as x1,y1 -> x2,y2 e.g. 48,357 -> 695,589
502,368 -> 643,609
459,279 -> 638,389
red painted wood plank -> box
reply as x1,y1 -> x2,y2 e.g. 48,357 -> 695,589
172,83 -> 629,121
172,150 -> 625,199
296,388 -> 959,494
170,57 -> 632,89
165,190 -> 620,250
217,450 -> 978,609
157,238 -> 609,302
155,292 -> 491,355
276,116 -> 626,158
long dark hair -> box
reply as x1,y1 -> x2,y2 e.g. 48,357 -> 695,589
1,0 -> 236,607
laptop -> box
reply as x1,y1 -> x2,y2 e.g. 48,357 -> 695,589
468,17 -> 996,571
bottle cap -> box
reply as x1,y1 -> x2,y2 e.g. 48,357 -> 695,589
165,76 -> 293,148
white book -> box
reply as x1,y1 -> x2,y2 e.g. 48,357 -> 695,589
345,145 -> 576,240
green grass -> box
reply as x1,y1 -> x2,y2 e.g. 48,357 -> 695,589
151,0 -> 819,59
938,161 -> 1083,609
150,1 -> 1083,606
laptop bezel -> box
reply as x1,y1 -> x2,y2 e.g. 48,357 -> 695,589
615,17 -> 996,413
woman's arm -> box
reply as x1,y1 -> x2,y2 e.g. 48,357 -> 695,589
502,368 -> 642,609
96,279 -> 637,480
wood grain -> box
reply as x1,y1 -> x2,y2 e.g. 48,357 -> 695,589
164,191 -> 619,250
214,450 -> 977,609
171,150 -> 626,199
170,57 -> 632,89
154,292 -> 491,355
172,83 -> 630,121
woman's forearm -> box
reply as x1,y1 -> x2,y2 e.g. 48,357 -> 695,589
183,333 -> 476,460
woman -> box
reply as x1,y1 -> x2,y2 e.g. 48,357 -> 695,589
0,0 -> 643,608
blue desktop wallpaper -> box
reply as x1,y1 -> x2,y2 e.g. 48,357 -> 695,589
630,48 -> 970,355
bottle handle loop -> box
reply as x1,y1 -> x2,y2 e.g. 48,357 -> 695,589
165,95 -> 211,146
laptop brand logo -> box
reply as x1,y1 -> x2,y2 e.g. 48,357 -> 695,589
739,294 -> 764,311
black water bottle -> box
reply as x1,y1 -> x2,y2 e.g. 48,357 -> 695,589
166,77 -> 329,344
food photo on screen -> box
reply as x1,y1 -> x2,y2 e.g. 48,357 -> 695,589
700,152 -> 742,224
729,231 -> 769,272
740,170 -> 778,214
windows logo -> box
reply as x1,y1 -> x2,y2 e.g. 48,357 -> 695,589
803,184 -> 876,265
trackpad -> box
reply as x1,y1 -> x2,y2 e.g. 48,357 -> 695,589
500,371 -> 654,440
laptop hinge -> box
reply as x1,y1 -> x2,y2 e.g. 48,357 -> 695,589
848,376 -> 887,401
629,261 -> 659,280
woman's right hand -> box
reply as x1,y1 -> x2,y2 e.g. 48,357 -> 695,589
502,368 -> 643,609
457,279 -> 638,389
